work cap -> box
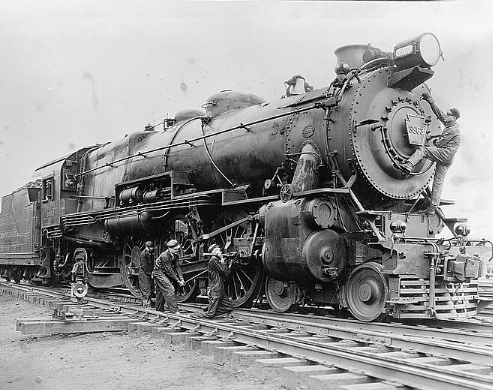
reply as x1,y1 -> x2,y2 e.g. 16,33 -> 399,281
208,243 -> 219,252
145,241 -> 153,247
166,239 -> 181,249
448,108 -> 460,119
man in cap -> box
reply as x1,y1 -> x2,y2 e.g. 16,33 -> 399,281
139,241 -> 155,308
152,239 -> 185,314
401,92 -> 461,215
201,243 -> 233,318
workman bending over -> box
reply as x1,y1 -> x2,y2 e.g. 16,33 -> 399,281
152,239 -> 185,314
401,92 -> 461,215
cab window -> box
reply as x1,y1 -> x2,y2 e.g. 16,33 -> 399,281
63,171 -> 76,191
42,178 -> 54,200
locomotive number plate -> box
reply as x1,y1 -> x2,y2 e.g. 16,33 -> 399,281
405,114 -> 428,145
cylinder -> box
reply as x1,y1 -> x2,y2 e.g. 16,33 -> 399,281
262,198 -> 346,283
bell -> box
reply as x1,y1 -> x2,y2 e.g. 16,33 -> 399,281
290,77 -> 306,95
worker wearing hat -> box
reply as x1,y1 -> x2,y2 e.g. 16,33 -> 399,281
401,92 -> 461,215
152,239 -> 185,314
200,243 -> 234,318
139,241 -> 155,308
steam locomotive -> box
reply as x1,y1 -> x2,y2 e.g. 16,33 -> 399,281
1,32 -> 491,321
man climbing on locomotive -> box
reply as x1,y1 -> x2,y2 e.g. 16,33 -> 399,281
152,239 -> 185,314
401,92 -> 461,215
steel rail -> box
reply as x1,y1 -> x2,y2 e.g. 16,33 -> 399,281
14,281 -> 493,366
170,316 -> 493,390
3,282 -> 493,390
241,305 -> 493,338
227,311 -> 493,366
233,309 -> 493,347
7,281 -> 493,347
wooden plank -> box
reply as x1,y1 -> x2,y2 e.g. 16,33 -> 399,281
16,315 -> 131,328
59,309 -> 123,319
17,317 -> 137,335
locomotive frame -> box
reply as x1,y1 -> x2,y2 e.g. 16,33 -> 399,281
1,32 -> 492,322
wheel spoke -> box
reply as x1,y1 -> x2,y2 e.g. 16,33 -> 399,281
158,215 -> 199,302
234,270 -> 248,295
230,273 -> 240,300
211,209 -> 262,307
237,267 -> 254,285
120,236 -> 146,297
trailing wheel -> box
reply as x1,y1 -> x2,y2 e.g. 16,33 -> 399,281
120,236 -> 145,297
212,209 -> 263,307
265,276 -> 298,312
345,262 -> 389,322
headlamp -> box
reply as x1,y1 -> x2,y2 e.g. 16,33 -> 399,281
393,32 -> 442,70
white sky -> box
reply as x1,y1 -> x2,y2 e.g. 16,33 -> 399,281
1,0 -> 492,238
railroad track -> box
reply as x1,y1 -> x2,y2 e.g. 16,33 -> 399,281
2,280 -> 493,390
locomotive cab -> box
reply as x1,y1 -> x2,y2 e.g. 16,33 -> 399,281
34,150 -> 87,232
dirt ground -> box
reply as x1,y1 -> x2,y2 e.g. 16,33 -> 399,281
0,293 -> 287,390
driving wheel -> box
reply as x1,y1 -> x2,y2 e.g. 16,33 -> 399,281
212,209 -> 263,307
120,236 -> 145,297
159,215 -> 199,302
